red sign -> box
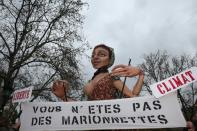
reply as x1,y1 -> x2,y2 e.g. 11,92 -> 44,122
150,67 -> 197,98
12,86 -> 33,103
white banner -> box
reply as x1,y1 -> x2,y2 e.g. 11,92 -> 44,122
150,67 -> 197,98
12,86 -> 33,103
20,93 -> 186,131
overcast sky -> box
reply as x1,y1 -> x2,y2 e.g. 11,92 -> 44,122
81,0 -> 197,80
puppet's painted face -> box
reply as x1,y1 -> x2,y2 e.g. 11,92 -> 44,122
91,47 -> 110,69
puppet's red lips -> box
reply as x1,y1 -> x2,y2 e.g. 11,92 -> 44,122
92,61 -> 100,65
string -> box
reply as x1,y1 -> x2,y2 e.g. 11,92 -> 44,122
120,58 -> 131,98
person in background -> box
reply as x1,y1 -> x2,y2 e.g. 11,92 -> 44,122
84,44 -> 144,101
51,80 -> 74,102
186,111 -> 197,131
186,121 -> 195,131
0,116 -> 20,131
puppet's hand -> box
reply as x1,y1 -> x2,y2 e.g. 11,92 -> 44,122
111,64 -> 143,77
